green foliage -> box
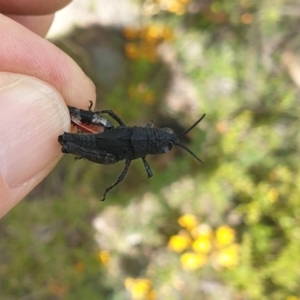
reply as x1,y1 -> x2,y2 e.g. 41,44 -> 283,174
2,0 -> 300,299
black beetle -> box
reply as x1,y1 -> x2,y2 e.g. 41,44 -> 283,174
59,107 -> 205,200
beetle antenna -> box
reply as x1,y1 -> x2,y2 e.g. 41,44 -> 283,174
178,114 -> 206,136
175,143 -> 203,164
175,114 -> 205,164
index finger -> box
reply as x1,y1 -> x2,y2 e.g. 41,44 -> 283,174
0,0 -> 72,15
0,14 -> 96,109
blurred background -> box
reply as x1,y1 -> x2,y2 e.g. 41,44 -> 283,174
2,0 -> 300,299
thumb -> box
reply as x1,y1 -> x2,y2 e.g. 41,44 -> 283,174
0,72 -> 70,217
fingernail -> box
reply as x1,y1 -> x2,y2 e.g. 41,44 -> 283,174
0,73 -> 70,188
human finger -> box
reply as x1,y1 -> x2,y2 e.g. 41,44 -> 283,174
0,0 -> 72,15
0,73 -> 70,218
0,14 -> 96,109
6,14 -> 55,37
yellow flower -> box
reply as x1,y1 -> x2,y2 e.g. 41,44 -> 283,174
214,244 -> 240,269
167,2 -> 185,15
178,214 -> 199,230
215,225 -> 236,246
192,236 -> 212,254
98,250 -> 110,267
144,26 -> 164,43
160,27 -> 174,40
180,252 -> 207,270
142,26 -> 174,43
124,28 -> 140,40
287,297 -> 300,300
168,233 -> 191,253
125,43 -> 140,60
124,278 -> 155,300
165,0 -> 191,15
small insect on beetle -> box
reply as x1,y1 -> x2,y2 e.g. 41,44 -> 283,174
58,104 -> 205,201
68,101 -> 114,133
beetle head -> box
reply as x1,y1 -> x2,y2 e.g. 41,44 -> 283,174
158,127 -> 178,153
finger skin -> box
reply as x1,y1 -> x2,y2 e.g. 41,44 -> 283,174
0,5 -> 97,215
0,14 -> 96,109
6,14 -> 55,37
0,73 -> 70,218
0,0 -> 72,15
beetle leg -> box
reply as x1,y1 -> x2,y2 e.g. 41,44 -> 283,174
94,110 -> 126,126
101,159 -> 132,201
142,156 -> 153,178
60,142 -> 118,164
88,100 -> 93,111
